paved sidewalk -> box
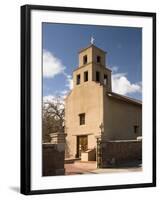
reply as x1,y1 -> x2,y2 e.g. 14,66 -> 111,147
65,161 -> 97,175
65,160 -> 142,175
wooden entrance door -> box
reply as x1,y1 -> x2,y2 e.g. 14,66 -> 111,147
76,135 -> 88,158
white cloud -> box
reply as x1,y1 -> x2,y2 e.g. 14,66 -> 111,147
43,49 -> 73,91
43,90 -> 69,104
110,66 -> 119,73
43,95 -> 56,102
60,90 -> 69,99
63,73 -> 73,90
43,95 -> 64,107
60,90 -> 68,95
43,49 -> 65,78
66,76 -> 73,90
112,73 -> 142,95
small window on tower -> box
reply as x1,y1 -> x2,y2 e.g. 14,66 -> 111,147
96,71 -> 100,82
76,74 -> 80,85
97,56 -> 101,63
79,113 -> 85,125
84,71 -> 88,82
104,74 -> 108,85
83,55 -> 87,65
134,125 -> 139,134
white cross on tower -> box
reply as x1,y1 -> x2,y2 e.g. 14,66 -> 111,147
90,36 -> 95,44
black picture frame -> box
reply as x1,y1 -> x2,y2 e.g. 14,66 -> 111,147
21,4 -> 156,195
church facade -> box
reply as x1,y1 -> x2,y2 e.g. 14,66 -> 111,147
65,44 -> 142,159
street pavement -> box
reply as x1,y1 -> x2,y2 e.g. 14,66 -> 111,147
65,160 -> 142,175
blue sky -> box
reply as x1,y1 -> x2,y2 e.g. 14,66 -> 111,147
43,23 -> 142,100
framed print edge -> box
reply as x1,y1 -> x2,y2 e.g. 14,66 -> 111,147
21,5 -> 31,195
20,4 -> 156,195
152,12 -> 156,187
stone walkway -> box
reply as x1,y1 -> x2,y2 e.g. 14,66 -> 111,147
65,160 -> 142,175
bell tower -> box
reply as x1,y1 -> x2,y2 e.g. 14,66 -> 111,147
73,42 -> 112,92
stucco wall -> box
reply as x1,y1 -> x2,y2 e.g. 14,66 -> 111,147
92,46 -> 106,66
103,94 -> 142,140
79,47 -> 92,67
65,82 -> 103,158
92,64 -> 112,91
73,63 -> 92,88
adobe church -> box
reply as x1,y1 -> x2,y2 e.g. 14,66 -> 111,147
65,41 -> 142,160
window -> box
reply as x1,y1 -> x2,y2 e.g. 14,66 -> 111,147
83,55 -> 87,65
96,71 -> 100,82
134,125 -> 139,134
76,74 -> 80,85
104,74 -> 108,85
84,71 -> 88,82
97,56 -> 101,63
79,113 -> 85,125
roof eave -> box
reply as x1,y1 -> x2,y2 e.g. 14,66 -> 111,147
107,92 -> 142,106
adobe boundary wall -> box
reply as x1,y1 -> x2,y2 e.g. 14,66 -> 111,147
42,143 -> 65,176
99,140 -> 142,168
